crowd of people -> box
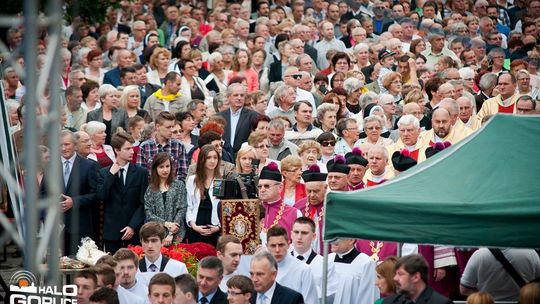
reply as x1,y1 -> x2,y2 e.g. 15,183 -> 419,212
2,0 -> 540,303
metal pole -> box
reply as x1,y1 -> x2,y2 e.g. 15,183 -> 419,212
397,242 -> 402,257
22,0 -> 39,275
43,0 -> 63,286
321,240 -> 329,304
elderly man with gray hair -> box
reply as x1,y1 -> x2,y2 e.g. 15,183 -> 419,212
476,73 -> 498,110
267,84 -> 297,124
421,30 -> 460,71
387,114 -> 429,164
267,118 -> 299,161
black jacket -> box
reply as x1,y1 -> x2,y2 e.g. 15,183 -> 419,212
97,163 -> 148,242
251,283 -> 304,304
382,286 -> 453,304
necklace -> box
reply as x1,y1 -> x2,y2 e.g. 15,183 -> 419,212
262,202 -> 285,233
304,204 -> 324,225
369,241 -> 384,261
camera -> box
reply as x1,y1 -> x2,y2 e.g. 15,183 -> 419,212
213,159 -> 260,199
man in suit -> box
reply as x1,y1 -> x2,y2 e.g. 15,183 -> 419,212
196,256 -> 228,304
217,83 -> 260,157
249,251 -> 304,304
53,130 -> 98,255
134,63 -> 160,108
103,49 -> 133,87
97,132 -> 148,253
383,254 -> 454,304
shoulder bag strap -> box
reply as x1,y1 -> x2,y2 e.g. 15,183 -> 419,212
489,248 -> 526,288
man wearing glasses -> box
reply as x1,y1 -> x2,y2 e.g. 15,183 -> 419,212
515,95 -> 537,116
258,163 -> 301,241
267,67 -> 317,117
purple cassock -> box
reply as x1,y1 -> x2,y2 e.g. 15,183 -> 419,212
262,199 -> 300,238
294,197 -> 325,254
356,240 -> 399,262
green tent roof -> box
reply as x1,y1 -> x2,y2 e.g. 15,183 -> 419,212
325,115 -> 540,248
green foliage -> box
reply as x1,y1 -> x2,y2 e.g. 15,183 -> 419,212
64,0 -> 119,23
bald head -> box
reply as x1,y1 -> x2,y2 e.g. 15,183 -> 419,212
403,103 -> 421,116
438,83 -> 455,99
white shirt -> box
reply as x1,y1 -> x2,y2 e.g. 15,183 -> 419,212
290,248 -> 338,302
137,254 -> 188,286
126,279 -> 148,300
276,254 -> 319,304
257,282 -> 276,304
266,88 -> 317,117
219,271 -> 238,292
229,107 -> 243,145
330,251 -> 379,304
117,286 -> 145,304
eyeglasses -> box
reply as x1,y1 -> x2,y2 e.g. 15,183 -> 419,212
227,290 -> 246,296
256,144 -> 270,149
366,126 -> 381,130
320,140 -> 336,147
184,65 -> 196,69
257,183 -> 280,190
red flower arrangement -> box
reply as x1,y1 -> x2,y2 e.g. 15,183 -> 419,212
128,242 -> 217,277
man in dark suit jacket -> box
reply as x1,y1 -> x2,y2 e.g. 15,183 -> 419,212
97,132 -> 148,253
382,254 -> 454,304
196,256 -> 229,304
217,83 -> 260,157
41,130 -> 98,255
250,251 -> 304,304
103,49 -> 132,87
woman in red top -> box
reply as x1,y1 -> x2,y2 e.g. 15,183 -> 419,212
82,121 -> 115,168
279,155 -> 306,207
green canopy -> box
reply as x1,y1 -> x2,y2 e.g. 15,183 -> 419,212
325,115 -> 540,249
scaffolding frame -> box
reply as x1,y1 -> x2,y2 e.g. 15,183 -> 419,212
1,0 -> 63,286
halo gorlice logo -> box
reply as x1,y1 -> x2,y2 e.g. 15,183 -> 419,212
9,270 -> 78,303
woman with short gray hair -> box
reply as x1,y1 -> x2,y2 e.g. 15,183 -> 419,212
316,103 -> 338,133
343,77 -> 363,114
80,121 -> 116,167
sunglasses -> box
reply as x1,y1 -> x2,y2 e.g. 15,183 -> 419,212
291,74 -> 302,80
320,141 -> 336,147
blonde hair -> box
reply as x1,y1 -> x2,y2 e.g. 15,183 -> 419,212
149,47 -> 171,70
120,85 -> 141,110
235,146 -> 257,173
382,72 -> 402,91
297,140 -> 321,159
248,130 -> 268,147
280,155 -> 302,172
466,292 -> 494,304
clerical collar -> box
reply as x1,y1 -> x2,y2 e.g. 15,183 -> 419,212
500,96 -> 513,106
404,144 -> 416,151
337,247 -> 355,259
263,198 -> 282,205
292,247 -> 311,257
371,170 -> 387,182
434,134 -> 444,142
